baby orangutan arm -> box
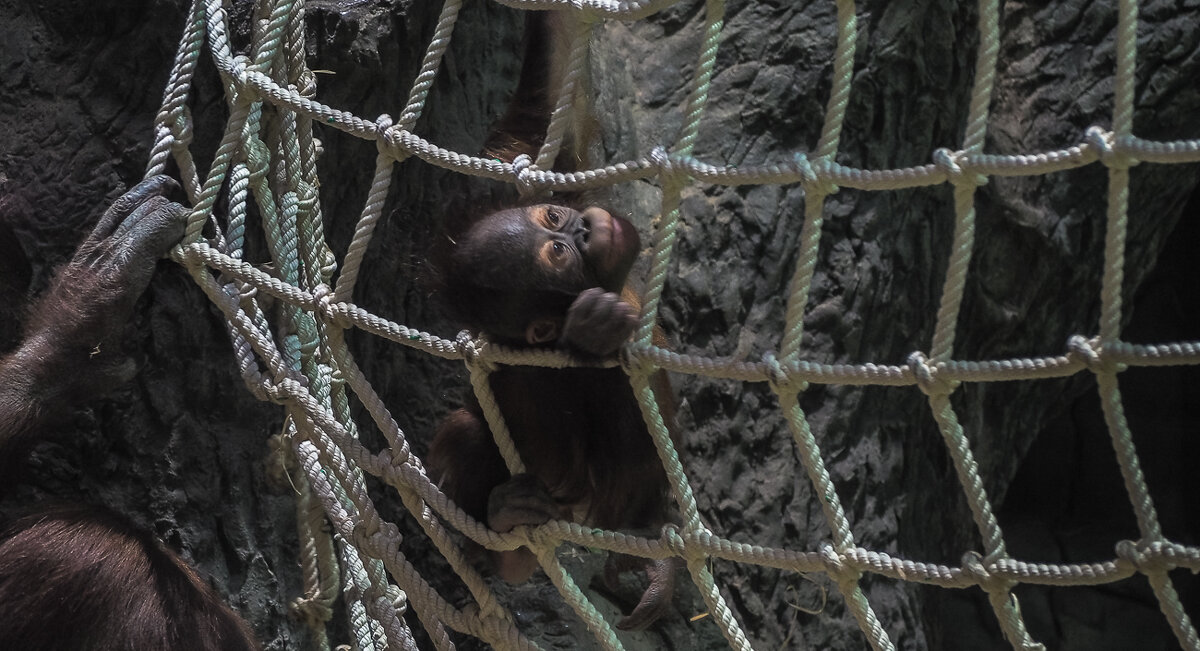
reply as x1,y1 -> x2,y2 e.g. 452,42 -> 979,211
559,288 -> 638,358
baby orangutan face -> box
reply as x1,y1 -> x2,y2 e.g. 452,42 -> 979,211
459,204 -> 640,296
446,204 -> 641,351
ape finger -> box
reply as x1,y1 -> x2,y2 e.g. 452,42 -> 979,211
88,175 -> 180,243
67,198 -> 186,307
113,197 -> 188,257
564,296 -> 636,356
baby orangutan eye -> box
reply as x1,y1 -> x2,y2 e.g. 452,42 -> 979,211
546,207 -> 561,227
550,240 -> 568,261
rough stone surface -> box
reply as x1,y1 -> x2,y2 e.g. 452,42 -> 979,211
0,0 -> 1196,649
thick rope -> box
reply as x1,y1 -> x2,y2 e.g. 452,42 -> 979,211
144,0 -> 1200,649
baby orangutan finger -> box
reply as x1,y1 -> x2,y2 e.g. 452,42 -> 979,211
562,288 -> 637,357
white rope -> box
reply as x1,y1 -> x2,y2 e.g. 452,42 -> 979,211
146,0 -> 1200,649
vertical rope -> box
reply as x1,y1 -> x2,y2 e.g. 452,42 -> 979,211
1095,2 -> 1197,647
773,4 -> 894,648
292,430 -> 337,651
922,1 -> 1043,648
634,0 -> 725,347
622,2 -> 749,646
144,0 -> 1200,649
535,14 -> 593,170
813,0 -> 858,162
397,0 -> 464,131
335,153 -> 395,302
146,0 -> 205,179
467,360 -> 527,476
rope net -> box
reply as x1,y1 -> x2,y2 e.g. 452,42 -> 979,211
146,0 -> 1200,649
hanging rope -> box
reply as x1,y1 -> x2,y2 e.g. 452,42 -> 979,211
148,0 -> 1200,649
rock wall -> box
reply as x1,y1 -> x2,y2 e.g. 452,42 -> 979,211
0,0 -> 1196,649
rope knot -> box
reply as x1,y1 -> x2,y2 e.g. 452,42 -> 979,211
934,148 -> 986,187
385,584 -> 408,615
906,351 -> 955,396
388,438 -> 413,468
295,69 -> 318,98
374,114 -> 395,152
818,542 -> 861,588
1083,126 -> 1119,168
619,343 -> 656,378
229,58 -> 254,104
313,283 -> 353,330
244,138 -> 271,181
1067,335 -> 1107,373
352,516 -> 401,556
661,523 -> 688,556
1116,539 -> 1167,574
170,110 -> 195,151
960,551 -> 1008,593
511,154 -> 537,197
456,330 -> 496,373
234,279 -> 258,301
662,523 -> 710,570
264,380 -> 297,406
649,146 -> 674,175
379,123 -> 404,159
762,351 -> 807,395
296,180 -> 319,212
794,153 -> 838,196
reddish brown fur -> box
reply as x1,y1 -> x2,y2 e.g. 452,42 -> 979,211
430,365 -> 676,532
427,12 -> 683,630
0,177 -> 260,650
483,11 -> 597,172
0,505 -> 260,651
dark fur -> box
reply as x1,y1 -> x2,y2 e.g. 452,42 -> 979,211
427,12 -> 682,630
0,504 -> 260,651
0,176 -> 261,650
430,365 -> 672,531
483,11 -> 593,173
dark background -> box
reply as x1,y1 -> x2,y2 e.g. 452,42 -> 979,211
0,0 -> 1197,648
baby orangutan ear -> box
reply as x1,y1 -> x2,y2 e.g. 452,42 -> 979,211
525,318 -> 560,345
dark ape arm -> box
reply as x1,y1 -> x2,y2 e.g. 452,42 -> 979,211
0,176 -> 186,465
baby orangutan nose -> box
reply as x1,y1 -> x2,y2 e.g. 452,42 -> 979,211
576,218 -> 590,247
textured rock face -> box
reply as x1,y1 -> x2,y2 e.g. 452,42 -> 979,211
592,2 -> 1200,649
1,0 -> 1196,649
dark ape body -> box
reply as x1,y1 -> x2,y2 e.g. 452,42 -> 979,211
0,176 -> 261,651
0,504 -> 261,651
427,12 -> 682,631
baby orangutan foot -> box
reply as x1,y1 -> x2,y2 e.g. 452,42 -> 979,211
487,474 -> 564,583
603,552 -> 682,631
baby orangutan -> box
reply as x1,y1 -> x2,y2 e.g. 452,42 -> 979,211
428,201 -> 683,630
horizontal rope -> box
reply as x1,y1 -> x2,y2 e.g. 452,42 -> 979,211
171,246 -> 1200,384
